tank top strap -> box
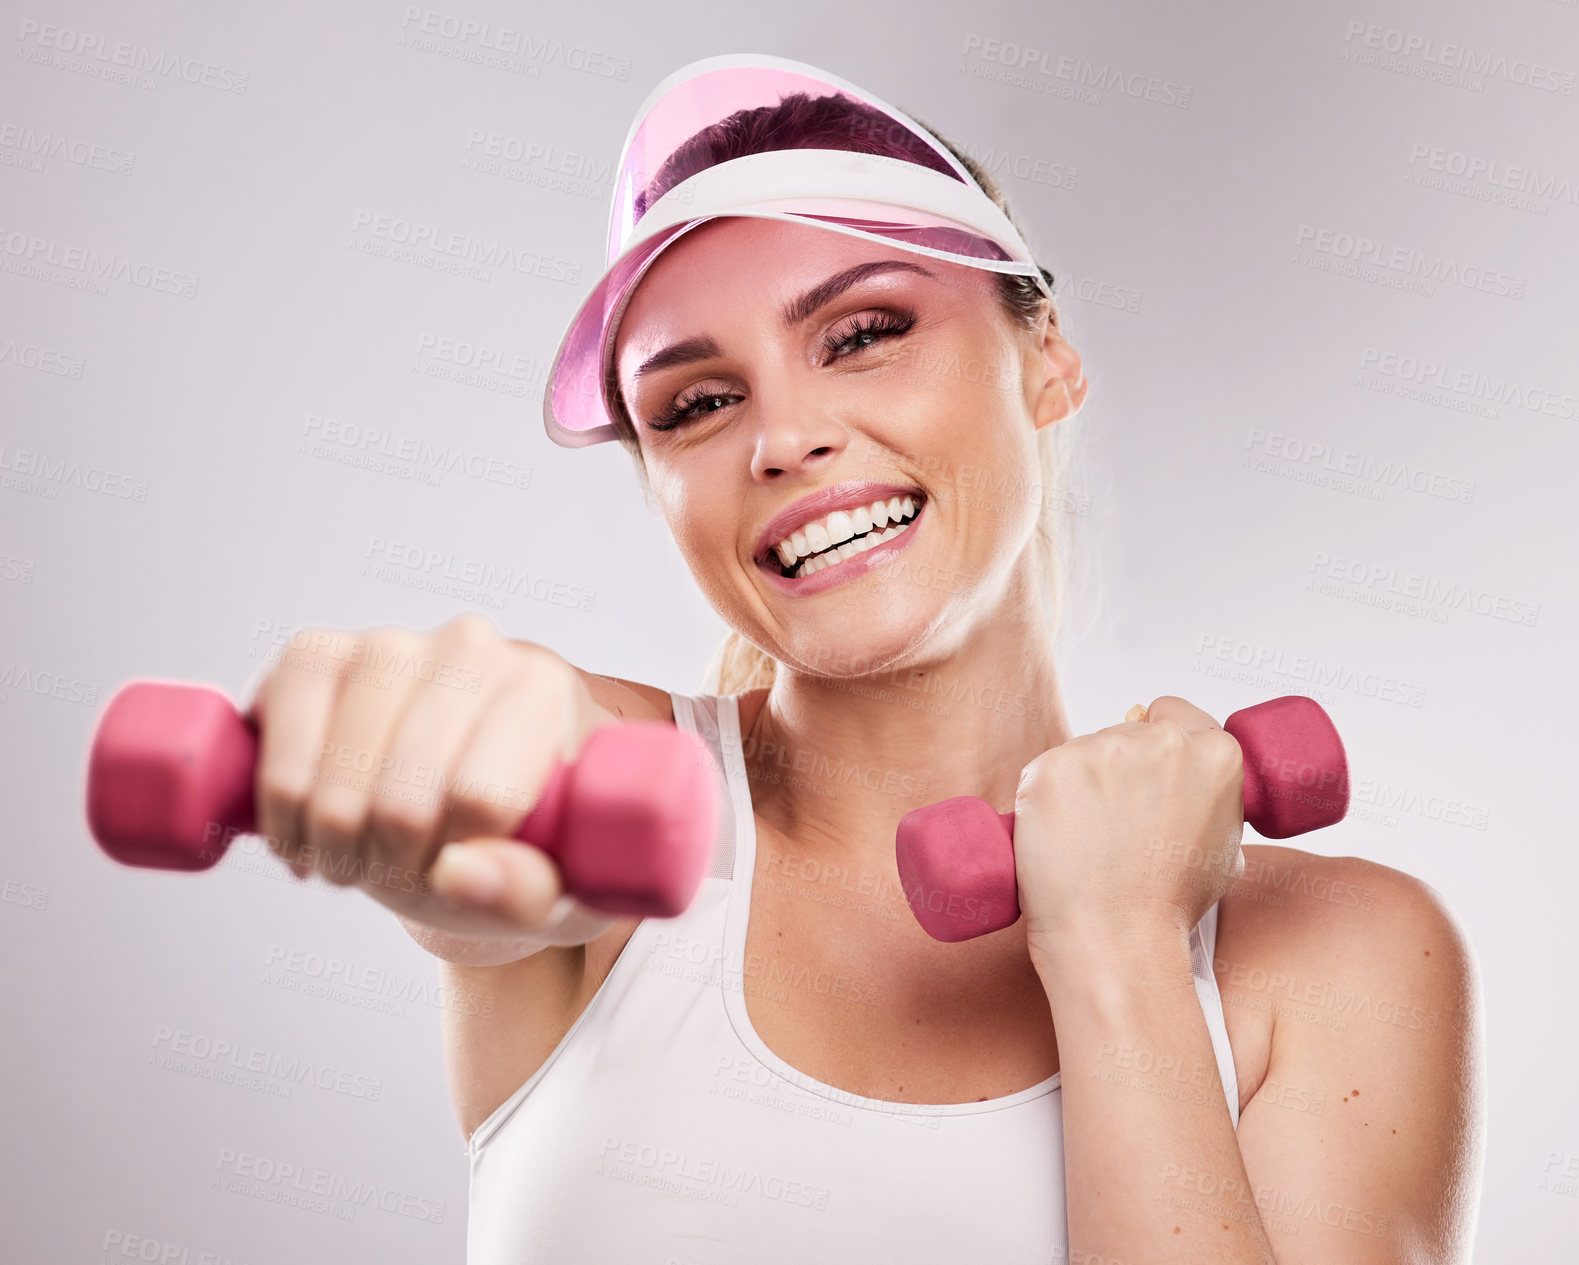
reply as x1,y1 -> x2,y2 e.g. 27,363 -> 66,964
669,690 -> 738,882
1188,902 -> 1241,1128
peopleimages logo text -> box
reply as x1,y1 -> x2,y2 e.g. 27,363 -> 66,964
1295,224 -> 1524,299
14,20 -> 250,92
1343,20 -> 1575,94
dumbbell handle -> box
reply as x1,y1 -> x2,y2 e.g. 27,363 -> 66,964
86,680 -> 717,918
896,695 -> 1350,942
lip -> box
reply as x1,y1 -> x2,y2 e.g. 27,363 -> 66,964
752,481 -> 925,565
757,495 -> 928,596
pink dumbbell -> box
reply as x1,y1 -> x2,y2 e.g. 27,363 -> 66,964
895,695 -> 1350,942
85,680 -> 719,918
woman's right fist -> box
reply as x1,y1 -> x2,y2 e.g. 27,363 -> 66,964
248,612 -> 617,945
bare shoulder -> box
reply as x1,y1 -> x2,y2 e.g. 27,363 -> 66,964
572,665 -> 676,725
1212,844 -> 1478,1107
1218,842 -> 1476,984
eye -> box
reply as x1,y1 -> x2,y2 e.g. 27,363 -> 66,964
646,384 -> 741,433
821,308 -> 916,360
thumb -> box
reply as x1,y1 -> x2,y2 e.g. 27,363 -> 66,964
429,838 -> 573,932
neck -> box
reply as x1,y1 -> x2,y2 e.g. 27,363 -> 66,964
739,588 -> 1074,885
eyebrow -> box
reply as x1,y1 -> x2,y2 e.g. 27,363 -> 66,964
631,258 -> 935,382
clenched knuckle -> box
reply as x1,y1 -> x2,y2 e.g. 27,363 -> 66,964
510,639 -> 563,683
1152,718 -> 1187,749
510,648 -> 578,718
1213,736 -> 1244,774
335,634 -> 371,673
270,632 -> 322,681
1017,750 -> 1053,789
1083,732 -> 1123,763
360,626 -> 414,667
306,624 -> 349,661
445,611 -> 499,654
1015,770 -> 1056,814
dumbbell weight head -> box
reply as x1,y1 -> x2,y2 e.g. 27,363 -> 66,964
1223,695 -> 1349,839
534,721 -> 718,917
87,680 -> 257,871
895,799 -> 1018,943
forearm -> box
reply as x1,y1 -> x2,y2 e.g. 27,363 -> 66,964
396,912 -> 552,966
391,881 -> 615,963
1038,927 -> 1276,1265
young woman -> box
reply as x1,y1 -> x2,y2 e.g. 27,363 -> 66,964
251,55 -> 1484,1264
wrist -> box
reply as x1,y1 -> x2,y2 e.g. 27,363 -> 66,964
1029,913 -> 1196,994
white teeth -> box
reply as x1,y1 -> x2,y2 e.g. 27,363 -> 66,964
771,494 -> 919,571
787,515 -> 915,578
825,510 -> 855,548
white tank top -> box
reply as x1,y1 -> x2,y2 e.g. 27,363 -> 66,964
466,690 -> 1241,1263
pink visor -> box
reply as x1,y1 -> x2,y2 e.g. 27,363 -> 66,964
543,53 -> 1054,449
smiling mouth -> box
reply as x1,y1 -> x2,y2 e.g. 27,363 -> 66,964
762,493 -> 927,580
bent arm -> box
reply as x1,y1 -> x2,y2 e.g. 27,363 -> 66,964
1041,846 -> 1485,1263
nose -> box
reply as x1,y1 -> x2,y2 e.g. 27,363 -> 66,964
749,396 -> 849,481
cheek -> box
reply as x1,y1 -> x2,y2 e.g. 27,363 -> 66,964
661,482 -> 743,576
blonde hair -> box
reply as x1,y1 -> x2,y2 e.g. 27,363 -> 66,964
606,124 -> 1089,696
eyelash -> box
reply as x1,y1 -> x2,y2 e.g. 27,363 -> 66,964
646,307 -> 918,432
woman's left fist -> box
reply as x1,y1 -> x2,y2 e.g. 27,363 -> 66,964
1011,695 -> 1246,971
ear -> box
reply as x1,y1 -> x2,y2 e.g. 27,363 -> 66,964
1029,309 -> 1088,432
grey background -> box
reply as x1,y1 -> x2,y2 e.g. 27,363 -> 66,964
2,0 -> 1575,1260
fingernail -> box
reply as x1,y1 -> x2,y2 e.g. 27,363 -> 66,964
546,895 -> 576,926
435,848 -> 505,906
